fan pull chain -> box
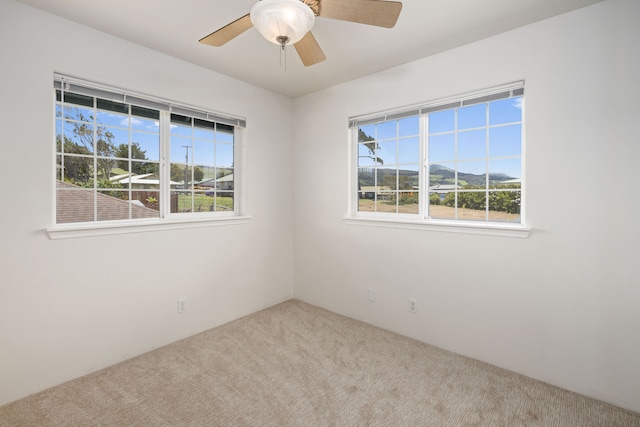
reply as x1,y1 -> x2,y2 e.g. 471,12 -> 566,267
280,43 -> 288,71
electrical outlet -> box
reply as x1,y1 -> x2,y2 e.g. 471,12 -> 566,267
177,298 -> 187,314
408,298 -> 417,314
368,289 -> 376,302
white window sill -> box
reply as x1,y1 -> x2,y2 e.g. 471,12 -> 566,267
343,216 -> 531,238
47,216 -> 252,240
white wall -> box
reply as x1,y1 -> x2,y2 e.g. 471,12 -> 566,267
2,0 -> 639,414
0,1 -> 294,406
292,0 -> 640,413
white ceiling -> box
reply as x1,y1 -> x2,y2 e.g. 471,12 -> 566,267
18,0 -> 603,98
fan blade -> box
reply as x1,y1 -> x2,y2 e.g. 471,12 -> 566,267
319,0 -> 402,28
199,14 -> 253,47
294,32 -> 326,66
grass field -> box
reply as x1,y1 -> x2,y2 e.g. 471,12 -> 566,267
174,194 -> 233,213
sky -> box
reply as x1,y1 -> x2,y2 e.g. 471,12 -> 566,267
57,105 -> 234,169
358,96 -> 523,181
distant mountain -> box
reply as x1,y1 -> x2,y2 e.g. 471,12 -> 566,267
429,164 -> 515,186
358,164 -> 515,188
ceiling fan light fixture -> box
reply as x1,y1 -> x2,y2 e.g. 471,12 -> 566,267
250,0 -> 315,46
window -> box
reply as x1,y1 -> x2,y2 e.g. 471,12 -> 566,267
350,82 -> 525,233
53,75 -> 245,229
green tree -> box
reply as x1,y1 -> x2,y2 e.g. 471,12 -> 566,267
58,108 -> 117,180
57,134 -> 92,183
68,111 -> 115,179
489,191 -> 520,214
171,164 -> 203,185
115,142 -> 154,174
382,174 -> 412,190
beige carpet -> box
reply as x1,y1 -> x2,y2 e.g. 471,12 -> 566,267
1,299 -> 639,426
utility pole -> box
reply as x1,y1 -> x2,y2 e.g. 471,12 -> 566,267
182,145 -> 190,189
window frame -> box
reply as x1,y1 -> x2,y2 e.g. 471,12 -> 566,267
346,82 -> 530,238
48,75 -> 249,239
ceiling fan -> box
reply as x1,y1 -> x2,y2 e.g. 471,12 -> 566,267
199,0 -> 403,67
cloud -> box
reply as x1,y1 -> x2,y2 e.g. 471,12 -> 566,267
513,97 -> 523,110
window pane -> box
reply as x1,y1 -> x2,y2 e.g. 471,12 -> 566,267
130,116 -> 159,132
216,170 -> 234,191
429,163 -> 455,186
96,111 -> 125,128
97,99 -> 128,115
376,198 -> 397,213
97,189 -> 130,222
56,186 -> 95,223
216,143 -> 234,168
63,92 -> 93,108
194,121 -> 215,140
358,197 -> 374,212
458,161 -> 486,188
117,163 -> 159,189
61,156 -> 94,185
170,138 -> 192,164
377,121 -> 396,140
170,115 -> 192,137
194,118 -> 215,130
489,159 -> 521,189
489,191 -> 521,222
489,124 -> 522,157
429,110 -> 454,133
398,137 -> 419,164
429,191 -> 455,220
221,192 -> 235,212
376,168 -> 397,189
170,191 -> 185,213
193,190 -> 213,212
216,127 -> 234,143
358,169 -> 375,195
457,191 -> 486,221
132,132 -> 160,161
111,161 -> 130,182
358,142 -> 379,167
377,140 -> 397,165
399,116 -> 419,137
397,191 -> 419,214
400,167 -> 419,191
64,120 -> 94,154
429,133 -> 455,163
209,192 -> 234,212
458,129 -> 486,160
458,104 -> 486,130
102,126 -> 128,149
172,191 -> 193,213
194,140 -> 215,168
489,96 -> 522,125
96,158 -> 117,180
131,191 -> 161,219
358,125 -> 375,142
131,106 -> 160,122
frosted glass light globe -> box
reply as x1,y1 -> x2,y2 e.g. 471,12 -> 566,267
250,0 -> 315,46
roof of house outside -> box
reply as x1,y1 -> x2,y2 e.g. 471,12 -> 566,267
56,180 -> 159,223
429,184 -> 461,193
199,173 -> 234,187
